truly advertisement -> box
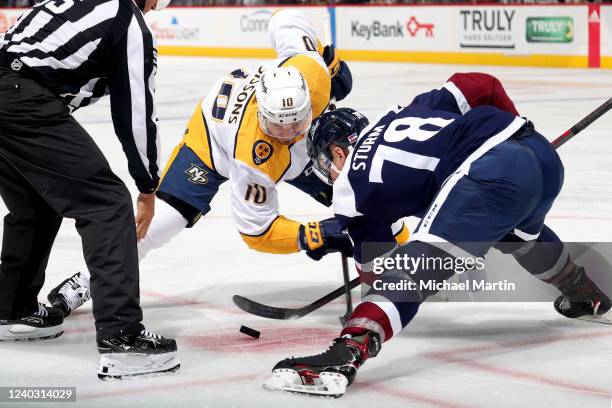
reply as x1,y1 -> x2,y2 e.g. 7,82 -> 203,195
459,8 -> 516,49
526,16 -> 574,43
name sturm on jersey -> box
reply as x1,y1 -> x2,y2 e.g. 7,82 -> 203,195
228,65 -> 266,124
352,124 -> 386,171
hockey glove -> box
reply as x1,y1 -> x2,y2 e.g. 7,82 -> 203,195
322,45 -> 352,102
299,218 -> 353,261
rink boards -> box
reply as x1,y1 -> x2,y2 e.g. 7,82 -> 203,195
1,4 -> 611,68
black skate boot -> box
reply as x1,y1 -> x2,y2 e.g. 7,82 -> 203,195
97,329 -> 180,380
554,266 -> 612,322
47,271 -> 91,317
0,303 -> 64,341
264,331 -> 381,397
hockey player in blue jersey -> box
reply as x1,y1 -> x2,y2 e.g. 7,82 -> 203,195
263,72 -> 611,397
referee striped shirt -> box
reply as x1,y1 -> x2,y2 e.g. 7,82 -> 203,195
0,0 -> 160,193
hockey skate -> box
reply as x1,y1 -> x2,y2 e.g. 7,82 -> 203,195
47,271 -> 90,317
264,331 -> 381,398
97,329 -> 180,380
0,303 -> 63,341
554,266 -> 612,324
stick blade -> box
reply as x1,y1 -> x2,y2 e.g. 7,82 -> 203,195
232,295 -> 302,320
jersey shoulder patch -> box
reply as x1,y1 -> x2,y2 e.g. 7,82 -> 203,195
253,140 -> 273,165
233,98 -> 292,183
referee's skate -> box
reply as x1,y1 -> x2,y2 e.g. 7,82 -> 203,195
97,329 -> 180,380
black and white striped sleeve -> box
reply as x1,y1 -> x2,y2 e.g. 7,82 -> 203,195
108,10 -> 160,194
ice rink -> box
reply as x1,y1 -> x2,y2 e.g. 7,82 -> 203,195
1,57 -> 611,408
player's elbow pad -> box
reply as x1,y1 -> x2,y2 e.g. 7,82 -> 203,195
240,216 -> 301,254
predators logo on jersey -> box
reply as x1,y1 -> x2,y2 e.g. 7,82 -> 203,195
253,140 -> 273,165
185,164 -> 209,185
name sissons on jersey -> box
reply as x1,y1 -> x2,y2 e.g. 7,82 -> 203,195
228,66 -> 266,124
351,124 -> 386,171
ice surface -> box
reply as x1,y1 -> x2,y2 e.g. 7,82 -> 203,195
0,57 -> 611,408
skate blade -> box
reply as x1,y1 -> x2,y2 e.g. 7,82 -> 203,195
0,325 -> 63,342
98,364 -> 181,381
576,311 -> 612,325
263,369 -> 347,398
97,351 -> 180,381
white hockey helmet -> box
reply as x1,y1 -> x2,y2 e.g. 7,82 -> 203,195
255,66 -> 312,144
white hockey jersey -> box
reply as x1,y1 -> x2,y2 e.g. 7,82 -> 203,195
171,9 -> 332,253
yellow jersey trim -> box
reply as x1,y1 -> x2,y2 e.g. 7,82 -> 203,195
240,215 -> 301,254
157,46 -> 599,69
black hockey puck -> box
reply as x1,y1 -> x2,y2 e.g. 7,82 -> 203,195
239,325 -> 260,339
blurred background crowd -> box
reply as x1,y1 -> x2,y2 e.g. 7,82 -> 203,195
1,0 -> 610,12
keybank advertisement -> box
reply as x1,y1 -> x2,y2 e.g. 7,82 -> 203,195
457,6 -> 586,55
336,6 -> 452,51
145,7 -> 328,48
336,5 -> 587,55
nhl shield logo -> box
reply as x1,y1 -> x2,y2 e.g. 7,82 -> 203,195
252,140 -> 273,166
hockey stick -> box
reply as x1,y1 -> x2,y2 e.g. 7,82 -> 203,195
551,97 -> 612,149
339,254 -> 353,324
233,276 -> 360,320
233,99 -> 612,320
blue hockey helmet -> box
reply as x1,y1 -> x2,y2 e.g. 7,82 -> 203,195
307,107 -> 369,185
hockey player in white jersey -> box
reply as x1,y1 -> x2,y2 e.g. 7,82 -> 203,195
48,9 -> 411,316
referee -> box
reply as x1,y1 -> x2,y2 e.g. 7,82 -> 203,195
0,0 -> 180,378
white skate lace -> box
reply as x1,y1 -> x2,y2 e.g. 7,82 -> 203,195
140,329 -> 162,340
60,273 -> 91,311
34,303 -> 48,317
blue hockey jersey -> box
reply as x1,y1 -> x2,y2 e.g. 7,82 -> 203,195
333,73 -> 527,265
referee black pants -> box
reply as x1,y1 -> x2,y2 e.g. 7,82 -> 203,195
0,67 -> 144,340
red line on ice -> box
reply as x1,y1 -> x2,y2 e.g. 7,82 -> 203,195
183,326 -> 337,353
77,373 -> 260,400
436,358 -> 611,397
141,289 -> 243,315
425,330 -> 612,398
360,382 -> 471,408
426,330 -> 612,358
